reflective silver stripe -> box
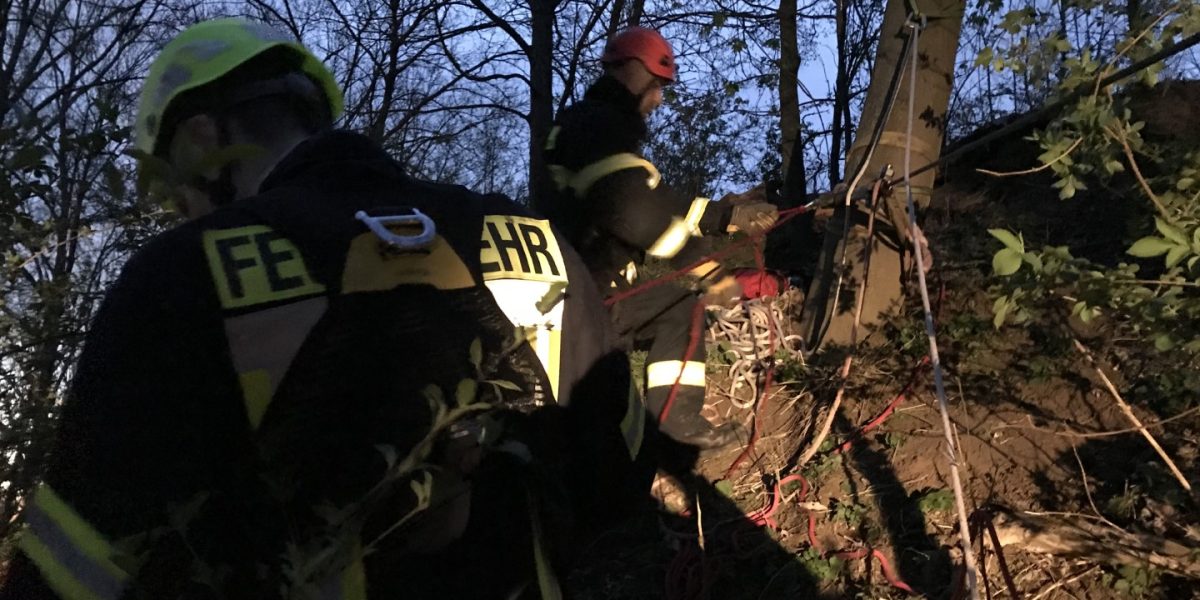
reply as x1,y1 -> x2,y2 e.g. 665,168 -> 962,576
20,503 -> 126,600
684,197 -> 710,236
646,218 -> 691,259
548,154 -> 662,197
646,360 -> 706,389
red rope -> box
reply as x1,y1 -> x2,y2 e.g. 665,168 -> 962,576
658,300 -> 708,424
833,356 -> 931,455
603,205 -> 810,308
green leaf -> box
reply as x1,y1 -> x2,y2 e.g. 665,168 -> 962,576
536,282 -> 567,314
9,144 -> 47,170
1165,245 -> 1189,269
1155,217 -> 1188,246
455,379 -> 478,407
992,295 -> 1010,329
1177,177 -> 1195,190
974,47 -> 994,68
487,379 -> 522,392
1023,252 -> 1043,272
1105,160 -> 1125,173
714,480 -> 734,497
993,248 -> 1023,276
1192,227 -> 1200,253
1079,307 -> 1094,323
1154,334 -> 1175,351
1059,181 -> 1076,199
1127,237 -> 1175,257
469,338 -> 482,370
987,229 -> 1024,252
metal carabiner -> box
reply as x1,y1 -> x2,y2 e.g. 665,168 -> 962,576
355,208 -> 437,250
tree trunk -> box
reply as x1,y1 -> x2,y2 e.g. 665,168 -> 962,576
608,0 -> 627,36
828,0 -> 848,185
777,0 -> 801,197
528,0 -> 556,207
801,0 -> 964,350
628,0 -> 645,27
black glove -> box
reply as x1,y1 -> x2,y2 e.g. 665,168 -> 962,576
728,202 -> 779,235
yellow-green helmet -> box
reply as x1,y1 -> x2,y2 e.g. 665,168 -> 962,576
135,18 -> 343,157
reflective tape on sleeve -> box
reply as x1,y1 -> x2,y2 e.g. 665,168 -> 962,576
17,485 -> 129,600
646,218 -> 691,259
683,197 -> 710,236
645,360 -> 707,389
548,153 -> 661,197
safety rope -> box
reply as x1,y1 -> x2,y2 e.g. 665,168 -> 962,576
707,295 -> 804,410
901,15 -> 979,600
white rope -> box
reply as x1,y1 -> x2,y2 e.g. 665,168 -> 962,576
901,14 -> 979,599
707,293 -> 805,409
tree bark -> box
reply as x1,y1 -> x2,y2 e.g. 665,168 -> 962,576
777,0 -> 801,197
801,0 -> 964,350
828,0 -> 848,185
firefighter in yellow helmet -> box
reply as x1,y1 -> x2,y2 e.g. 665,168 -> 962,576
1,18 -> 650,600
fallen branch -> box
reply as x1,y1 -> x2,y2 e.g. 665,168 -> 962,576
1072,339 -> 1193,493
976,137 -> 1082,178
991,510 -> 1200,579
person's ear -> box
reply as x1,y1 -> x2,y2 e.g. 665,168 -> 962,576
169,114 -> 221,179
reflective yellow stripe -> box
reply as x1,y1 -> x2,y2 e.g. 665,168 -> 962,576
688,260 -> 721,280
19,534 -> 105,600
18,485 -> 128,600
646,360 -> 707,389
684,197 -> 710,236
320,552 -> 367,600
646,218 -> 691,259
238,369 -> 272,430
618,379 -> 645,459
548,153 -> 661,197
543,328 -> 561,401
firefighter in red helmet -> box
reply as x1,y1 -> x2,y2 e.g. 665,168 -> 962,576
540,27 -> 779,450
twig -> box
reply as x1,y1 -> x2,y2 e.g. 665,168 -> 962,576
976,138 -> 1083,178
1072,338 -> 1192,493
1007,406 -> 1200,439
1105,124 -> 1171,218
1068,439 -> 1123,531
1111,278 -> 1200,289
695,496 -> 705,552
1029,566 -> 1096,600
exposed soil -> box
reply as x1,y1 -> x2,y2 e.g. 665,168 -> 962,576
567,156 -> 1200,599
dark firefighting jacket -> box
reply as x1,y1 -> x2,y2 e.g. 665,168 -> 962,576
542,75 -> 734,287
1,131 -> 648,600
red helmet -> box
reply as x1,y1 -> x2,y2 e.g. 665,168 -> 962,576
601,26 -> 676,81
